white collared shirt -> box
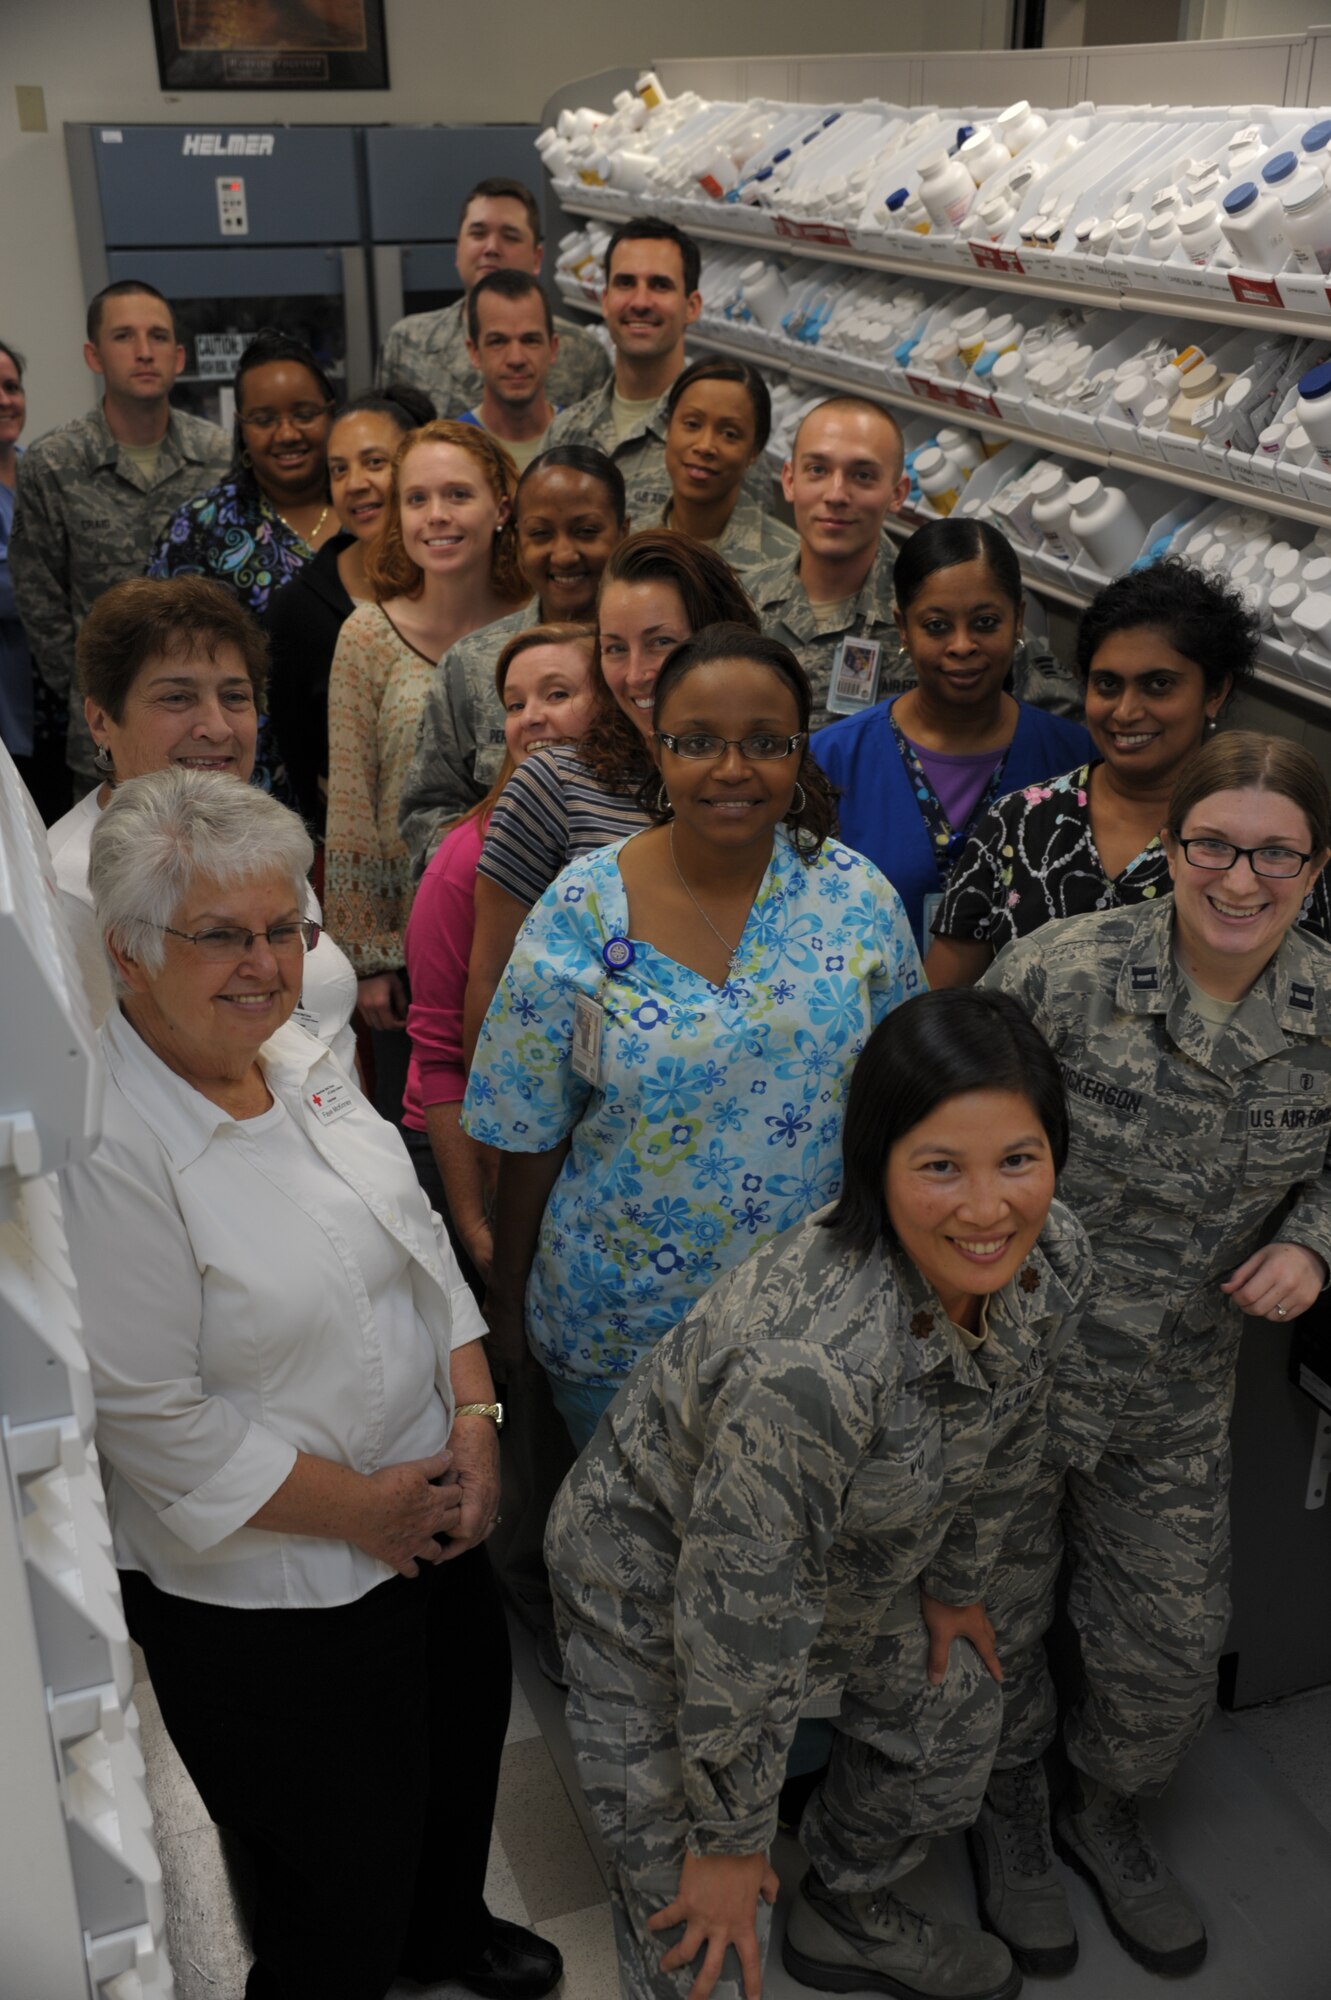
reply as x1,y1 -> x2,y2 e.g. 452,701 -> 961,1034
46,787 -> 360,1071
59,1005 -> 485,1609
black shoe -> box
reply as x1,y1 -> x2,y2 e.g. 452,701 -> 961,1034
408,1918 -> 563,1998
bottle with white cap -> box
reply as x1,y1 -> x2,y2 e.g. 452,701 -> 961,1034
989,348 -> 1026,402
1114,212 -> 1147,252
1269,580 -> 1305,645
996,100 -> 1048,155
916,446 -> 961,515
1219,181 -> 1289,274
1030,466 -> 1080,562
918,153 -> 975,229
1177,200 -> 1224,267
1295,360 -> 1331,465
958,126 -> 1009,186
1280,171 -> 1331,273
1293,591 -> 1331,657
1111,374 -> 1153,426
1168,362 -> 1231,439
936,427 -> 984,478
1142,213 -> 1181,262
952,308 -> 990,369
1067,477 -> 1149,573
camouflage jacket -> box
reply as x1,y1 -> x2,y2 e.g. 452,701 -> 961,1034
397,601 -> 539,869
744,540 -> 1083,733
378,298 -> 610,418
547,1200 -> 1091,1857
657,489 -> 799,574
984,895 -> 1331,1469
9,402 -> 230,777
545,378 -> 674,522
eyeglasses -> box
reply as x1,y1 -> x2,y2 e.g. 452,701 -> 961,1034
237,403 -> 333,433
1176,836 -> 1313,880
157,919 -> 320,961
655,730 -> 807,762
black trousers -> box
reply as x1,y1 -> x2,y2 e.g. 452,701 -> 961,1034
122,1545 -> 511,2000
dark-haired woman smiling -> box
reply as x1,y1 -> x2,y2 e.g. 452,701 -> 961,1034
465,625 -> 922,1450
812,518 -> 1090,950
546,987 -> 1091,2000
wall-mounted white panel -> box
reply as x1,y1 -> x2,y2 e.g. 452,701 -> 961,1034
915,49 -> 1082,108
1083,34 -> 1300,107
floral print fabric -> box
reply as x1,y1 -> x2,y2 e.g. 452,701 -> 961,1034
463,828 -> 923,1387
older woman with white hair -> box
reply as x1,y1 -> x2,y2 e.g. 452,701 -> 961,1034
58,767 -> 562,2000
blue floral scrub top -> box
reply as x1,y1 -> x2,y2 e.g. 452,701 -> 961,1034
463,827 -> 924,1388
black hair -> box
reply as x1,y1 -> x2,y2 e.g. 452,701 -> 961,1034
1074,557 -> 1257,706
822,989 -> 1069,1255
85,279 -> 173,345
466,268 -> 553,344
230,328 -> 337,493
604,218 -> 702,296
641,622 -> 837,860
893,517 -> 1024,619
515,444 -> 628,525
332,382 -> 435,431
0,340 -> 26,381
665,355 -> 772,454
459,176 -> 542,244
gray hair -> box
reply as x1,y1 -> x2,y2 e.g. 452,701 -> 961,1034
89,768 -> 313,989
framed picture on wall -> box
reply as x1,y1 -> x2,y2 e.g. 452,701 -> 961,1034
150,1 -> 389,90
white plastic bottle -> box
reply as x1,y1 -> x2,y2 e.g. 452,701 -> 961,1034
1280,172 -> 1331,273
918,153 -> 975,230
1112,373 -> 1153,425
1219,181 -> 1289,274
958,126 -> 1009,186
1030,466 -> 1080,562
996,100 -> 1048,155
1143,213 -> 1181,262
1270,580 -> 1306,645
916,446 -> 961,515
1295,360 -> 1331,466
936,426 -> 984,477
1177,201 -> 1223,266
1067,477 -> 1149,572
1114,211 -> 1146,252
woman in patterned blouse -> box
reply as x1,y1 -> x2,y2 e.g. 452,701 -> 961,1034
324,420 -> 527,1116
921,560 -> 1327,989
463,626 -> 923,1451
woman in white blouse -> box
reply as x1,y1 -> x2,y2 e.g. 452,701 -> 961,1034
46,574 -> 358,1070
59,769 -> 561,2000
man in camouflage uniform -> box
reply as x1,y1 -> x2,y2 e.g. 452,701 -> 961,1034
979,890 -> 1331,1977
378,177 -> 608,419
547,1187 -> 1093,2000
746,395 -> 1082,730
10,281 -> 229,786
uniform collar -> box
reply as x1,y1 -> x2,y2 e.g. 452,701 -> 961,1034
757,535 -> 897,641
893,1230 -> 1073,1391
87,401 -> 197,474
102,1004 -> 325,1171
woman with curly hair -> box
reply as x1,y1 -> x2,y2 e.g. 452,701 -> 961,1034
923,557 -> 1331,985
324,419 -> 527,1111
464,625 -> 923,1449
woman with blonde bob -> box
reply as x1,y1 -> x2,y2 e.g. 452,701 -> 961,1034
60,767 -> 561,2000
325,419 -> 528,1115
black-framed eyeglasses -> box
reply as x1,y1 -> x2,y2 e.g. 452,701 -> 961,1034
237,402 -> 333,433
655,730 -> 807,762
156,919 -> 320,961
1176,836 -> 1313,881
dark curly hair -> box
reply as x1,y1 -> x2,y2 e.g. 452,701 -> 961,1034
638,623 -> 838,862
1074,558 -> 1257,707
577,530 -> 760,792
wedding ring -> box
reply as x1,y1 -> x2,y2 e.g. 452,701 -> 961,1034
1276,1303 -> 1288,1317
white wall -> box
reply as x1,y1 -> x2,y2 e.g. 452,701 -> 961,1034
3,0 -> 1003,436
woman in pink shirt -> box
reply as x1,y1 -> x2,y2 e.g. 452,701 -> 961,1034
403,621 -> 597,1290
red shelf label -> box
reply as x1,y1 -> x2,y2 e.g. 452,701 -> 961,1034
1228,273 -> 1284,309
775,217 -> 852,246
969,241 -> 1026,274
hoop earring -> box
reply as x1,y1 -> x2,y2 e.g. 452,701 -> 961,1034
788,781 -> 807,815
655,781 -> 672,815
93,741 -> 115,775
240,448 -> 253,471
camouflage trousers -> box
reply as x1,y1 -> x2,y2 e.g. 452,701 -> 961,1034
564,1586 -> 1002,2000
986,1446 -> 1232,1798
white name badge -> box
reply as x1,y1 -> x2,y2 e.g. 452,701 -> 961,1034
308,1076 -> 356,1125
827,635 -> 882,715
571,994 -> 605,1086
291,1001 -> 322,1037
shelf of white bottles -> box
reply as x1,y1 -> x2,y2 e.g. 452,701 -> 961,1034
0,744 -> 175,2000
555,207 -> 1331,719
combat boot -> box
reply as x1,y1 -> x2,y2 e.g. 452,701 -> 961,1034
1052,1772 -> 1206,1975
967,1760 -> 1078,1975
782,1870 -> 1021,1999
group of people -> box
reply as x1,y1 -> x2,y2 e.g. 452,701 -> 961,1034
5,165 -> 1331,2000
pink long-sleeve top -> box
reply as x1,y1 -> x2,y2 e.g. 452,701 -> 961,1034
403,814 -> 486,1133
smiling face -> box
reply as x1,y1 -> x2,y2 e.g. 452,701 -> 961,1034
1084,627 -> 1227,787
327,409 -> 401,543
603,237 -> 701,366
0,348 -> 25,451
467,289 -> 556,414
597,578 -> 691,737
87,642 -> 258,786
1166,785 -> 1327,981
84,291 -> 184,407
236,359 -> 332,503
456,194 -> 542,292
517,467 -> 623,619
501,640 -> 597,761
896,558 -> 1022,710
656,657 -> 802,857
397,440 -> 505,581
885,1088 -> 1056,1329
114,868 -> 304,1085
665,377 -> 760,513
782,405 -> 907,568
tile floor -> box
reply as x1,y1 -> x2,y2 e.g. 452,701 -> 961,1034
136,1622 -> 1331,2000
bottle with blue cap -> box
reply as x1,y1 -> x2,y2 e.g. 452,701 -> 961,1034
1295,360 -> 1331,468
1302,119 -> 1331,178
1279,169 -> 1331,274
1219,178 -> 1288,274
1262,150 -> 1299,190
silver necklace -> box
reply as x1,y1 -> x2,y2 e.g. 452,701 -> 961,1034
669,822 -> 746,976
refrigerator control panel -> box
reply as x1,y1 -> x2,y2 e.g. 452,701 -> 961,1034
216,176 -> 249,236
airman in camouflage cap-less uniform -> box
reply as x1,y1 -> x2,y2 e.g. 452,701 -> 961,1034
378,299 -> 610,424
9,403 -> 230,780
547,1198 -> 1091,2000
982,895 -> 1331,1798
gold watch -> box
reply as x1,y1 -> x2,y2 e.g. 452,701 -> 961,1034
455,1401 -> 505,1430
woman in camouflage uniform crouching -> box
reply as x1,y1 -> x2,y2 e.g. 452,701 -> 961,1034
547,988 -> 1092,2000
